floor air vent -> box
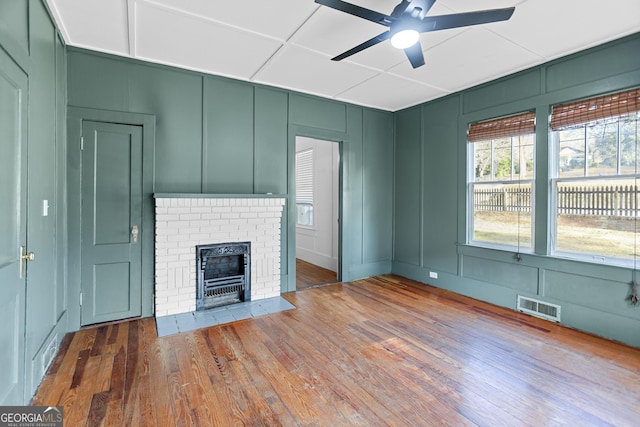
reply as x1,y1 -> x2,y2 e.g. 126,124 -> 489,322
517,296 -> 561,322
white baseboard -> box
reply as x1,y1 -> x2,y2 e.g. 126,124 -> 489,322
296,247 -> 337,272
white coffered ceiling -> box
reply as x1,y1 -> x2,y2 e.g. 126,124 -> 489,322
47,0 -> 640,111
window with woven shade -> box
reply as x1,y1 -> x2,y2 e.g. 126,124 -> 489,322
550,88 -> 640,263
467,111 -> 536,250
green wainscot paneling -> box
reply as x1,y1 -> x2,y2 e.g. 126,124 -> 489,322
463,69 -> 541,114
393,107 -> 421,266
350,261 -> 393,281
289,94 -> 346,132
343,105 -> 364,269
129,64 -> 203,193
546,35 -> 640,93
254,87 -> 288,194
394,262 -> 523,311
363,109 -> 393,264
422,96 -> 459,275
55,33 -> 66,323
26,0 -> 59,371
204,77 -> 255,193
544,270 -> 639,319
559,303 -> 640,347
0,0 -> 29,62
462,256 -> 538,295
67,50 -> 130,111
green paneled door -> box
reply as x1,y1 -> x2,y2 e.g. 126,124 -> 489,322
0,48 -> 28,405
81,121 -> 143,325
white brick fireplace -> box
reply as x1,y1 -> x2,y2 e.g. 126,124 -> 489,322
154,195 -> 286,317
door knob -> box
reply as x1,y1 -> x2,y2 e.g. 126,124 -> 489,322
19,246 -> 35,279
131,225 -> 139,243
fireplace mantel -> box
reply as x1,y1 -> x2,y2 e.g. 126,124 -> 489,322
154,193 -> 286,199
154,195 -> 286,317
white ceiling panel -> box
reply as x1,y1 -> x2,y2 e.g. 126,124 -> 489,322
134,1 -> 283,80
489,0 -> 640,60
337,73 -> 448,110
47,0 -> 640,111
147,0 -> 319,41
254,45 -> 379,98
440,0 -> 525,12
390,28 -> 541,92
49,0 -> 129,55
290,7 -> 386,57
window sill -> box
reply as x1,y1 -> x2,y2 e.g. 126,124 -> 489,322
550,250 -> 636,269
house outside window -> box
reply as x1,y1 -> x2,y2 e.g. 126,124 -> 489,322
467,112 -> 536,251
550,88 -> 640,264
296,149 -> 314,226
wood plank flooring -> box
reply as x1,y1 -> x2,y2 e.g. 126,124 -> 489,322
295,258 -> 337,289
33,275 -> 640,426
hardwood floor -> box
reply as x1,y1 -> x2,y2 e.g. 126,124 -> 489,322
295,258 -> 337,289
33,275 -> 640,426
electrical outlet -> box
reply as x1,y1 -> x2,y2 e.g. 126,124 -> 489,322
429,271 -> 438,279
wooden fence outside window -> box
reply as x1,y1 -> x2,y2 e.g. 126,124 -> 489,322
474,185 -> 640,217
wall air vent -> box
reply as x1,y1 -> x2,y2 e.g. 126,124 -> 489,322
517,296 -> 561,322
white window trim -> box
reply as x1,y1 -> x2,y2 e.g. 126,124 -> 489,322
467,135 -> 536,253
549,126 -> 639,267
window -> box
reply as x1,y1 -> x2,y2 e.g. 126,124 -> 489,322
295,149 -> 314,226
550,88 -> 640,263
468,112 -> 536,250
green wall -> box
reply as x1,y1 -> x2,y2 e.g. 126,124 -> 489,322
0,0 -> 68,402
393,33 -> 640,347
66,48 -> 394,329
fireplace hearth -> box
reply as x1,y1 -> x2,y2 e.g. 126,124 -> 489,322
196,242 -> 250,310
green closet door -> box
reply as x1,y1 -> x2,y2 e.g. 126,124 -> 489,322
0,48 -> 28,405
81,121 -> 143,325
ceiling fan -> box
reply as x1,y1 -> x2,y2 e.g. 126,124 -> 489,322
315,0 -> 515,68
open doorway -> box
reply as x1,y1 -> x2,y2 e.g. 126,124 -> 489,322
295,137 -> 340,289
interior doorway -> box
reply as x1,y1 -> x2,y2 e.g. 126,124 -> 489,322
295,137 -> 340,289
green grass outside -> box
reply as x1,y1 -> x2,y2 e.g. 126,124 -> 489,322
474,211 -> 638,258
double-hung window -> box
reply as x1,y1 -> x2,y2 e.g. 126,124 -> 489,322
295,149 -> 314,226
550,88 -> 640,264
468,112 -> 536,250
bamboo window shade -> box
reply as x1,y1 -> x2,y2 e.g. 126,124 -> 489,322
550,88 -> 640,131
467,111 -> 535,143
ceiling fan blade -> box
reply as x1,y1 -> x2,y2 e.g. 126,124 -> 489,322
332,31 -> 391,61
417,7 -> 515,32
315,0 -> 394,27
404,42 -> 425,68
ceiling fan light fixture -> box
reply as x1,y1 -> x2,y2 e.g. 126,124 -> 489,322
390,29 -> 419,49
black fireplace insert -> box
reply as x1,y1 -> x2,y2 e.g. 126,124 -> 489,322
196,242 -> 250,310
